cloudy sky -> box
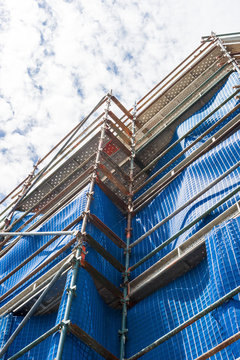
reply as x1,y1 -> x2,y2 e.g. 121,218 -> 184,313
0,0 -> 239,204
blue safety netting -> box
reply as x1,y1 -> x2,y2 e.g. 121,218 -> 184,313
126,217 -> 240,360
131,72 -> 240,277
46,268 -> 121,360
0,71 -> 239,360
1,313 -> 57,360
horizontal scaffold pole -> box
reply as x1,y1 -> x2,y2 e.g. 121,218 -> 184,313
0,237 -> 77,303
130,162 -> 239,248
131,184 -> 240,271
0,230 -> 79,237
0,175 -> 90,253
127,285 -> 240,360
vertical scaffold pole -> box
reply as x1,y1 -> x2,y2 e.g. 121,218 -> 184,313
119,102 -> 136,360
55,92 -> 112,360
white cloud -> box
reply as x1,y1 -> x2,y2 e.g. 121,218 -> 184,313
0,0 -> 239,208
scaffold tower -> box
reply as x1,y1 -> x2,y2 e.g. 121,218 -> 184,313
0,32 -> 240,360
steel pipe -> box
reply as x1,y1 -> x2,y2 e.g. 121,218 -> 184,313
0,230 -> 77,237
0,215 -> 83,287
0,237 -> 77,303
0,175 -> 90,253
119,102 -> 136,360
202,32 -> 240,40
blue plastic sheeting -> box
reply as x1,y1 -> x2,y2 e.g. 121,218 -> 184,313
1,313 -> 57,360
131,73 -> 240,277
126,217 -> 240,360
46,268 -> 121,360
87,184 -> 125,286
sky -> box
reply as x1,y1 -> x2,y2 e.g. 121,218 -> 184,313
0,0 -> 240,205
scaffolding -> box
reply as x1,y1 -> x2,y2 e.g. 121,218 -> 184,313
0,32 -> 240,360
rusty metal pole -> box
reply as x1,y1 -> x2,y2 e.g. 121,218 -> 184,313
55,92 -> 112,360
119,101 -> 136,360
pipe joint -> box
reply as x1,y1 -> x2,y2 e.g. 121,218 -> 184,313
120,297 -> 130,305
86,191 -> 94,198
60,320 -> 70,330
121,269 -> 131,282
82,210 -> 90,218
66,285 -> 77,296
124,247 -> 131,256
118,328 -> 128,336
73,230 -> 81,238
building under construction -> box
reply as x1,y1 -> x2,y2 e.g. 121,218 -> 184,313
0,32 -> 240,360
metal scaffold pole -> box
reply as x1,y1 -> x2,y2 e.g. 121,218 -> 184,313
55,92 -> 112,360
119,101 -> 136,360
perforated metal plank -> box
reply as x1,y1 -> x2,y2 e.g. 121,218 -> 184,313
135,74 -> 230,167
136,52 -> 225,143
136,64 -> 232,151
136,46 -> 222,128
18,130 -> 132,213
